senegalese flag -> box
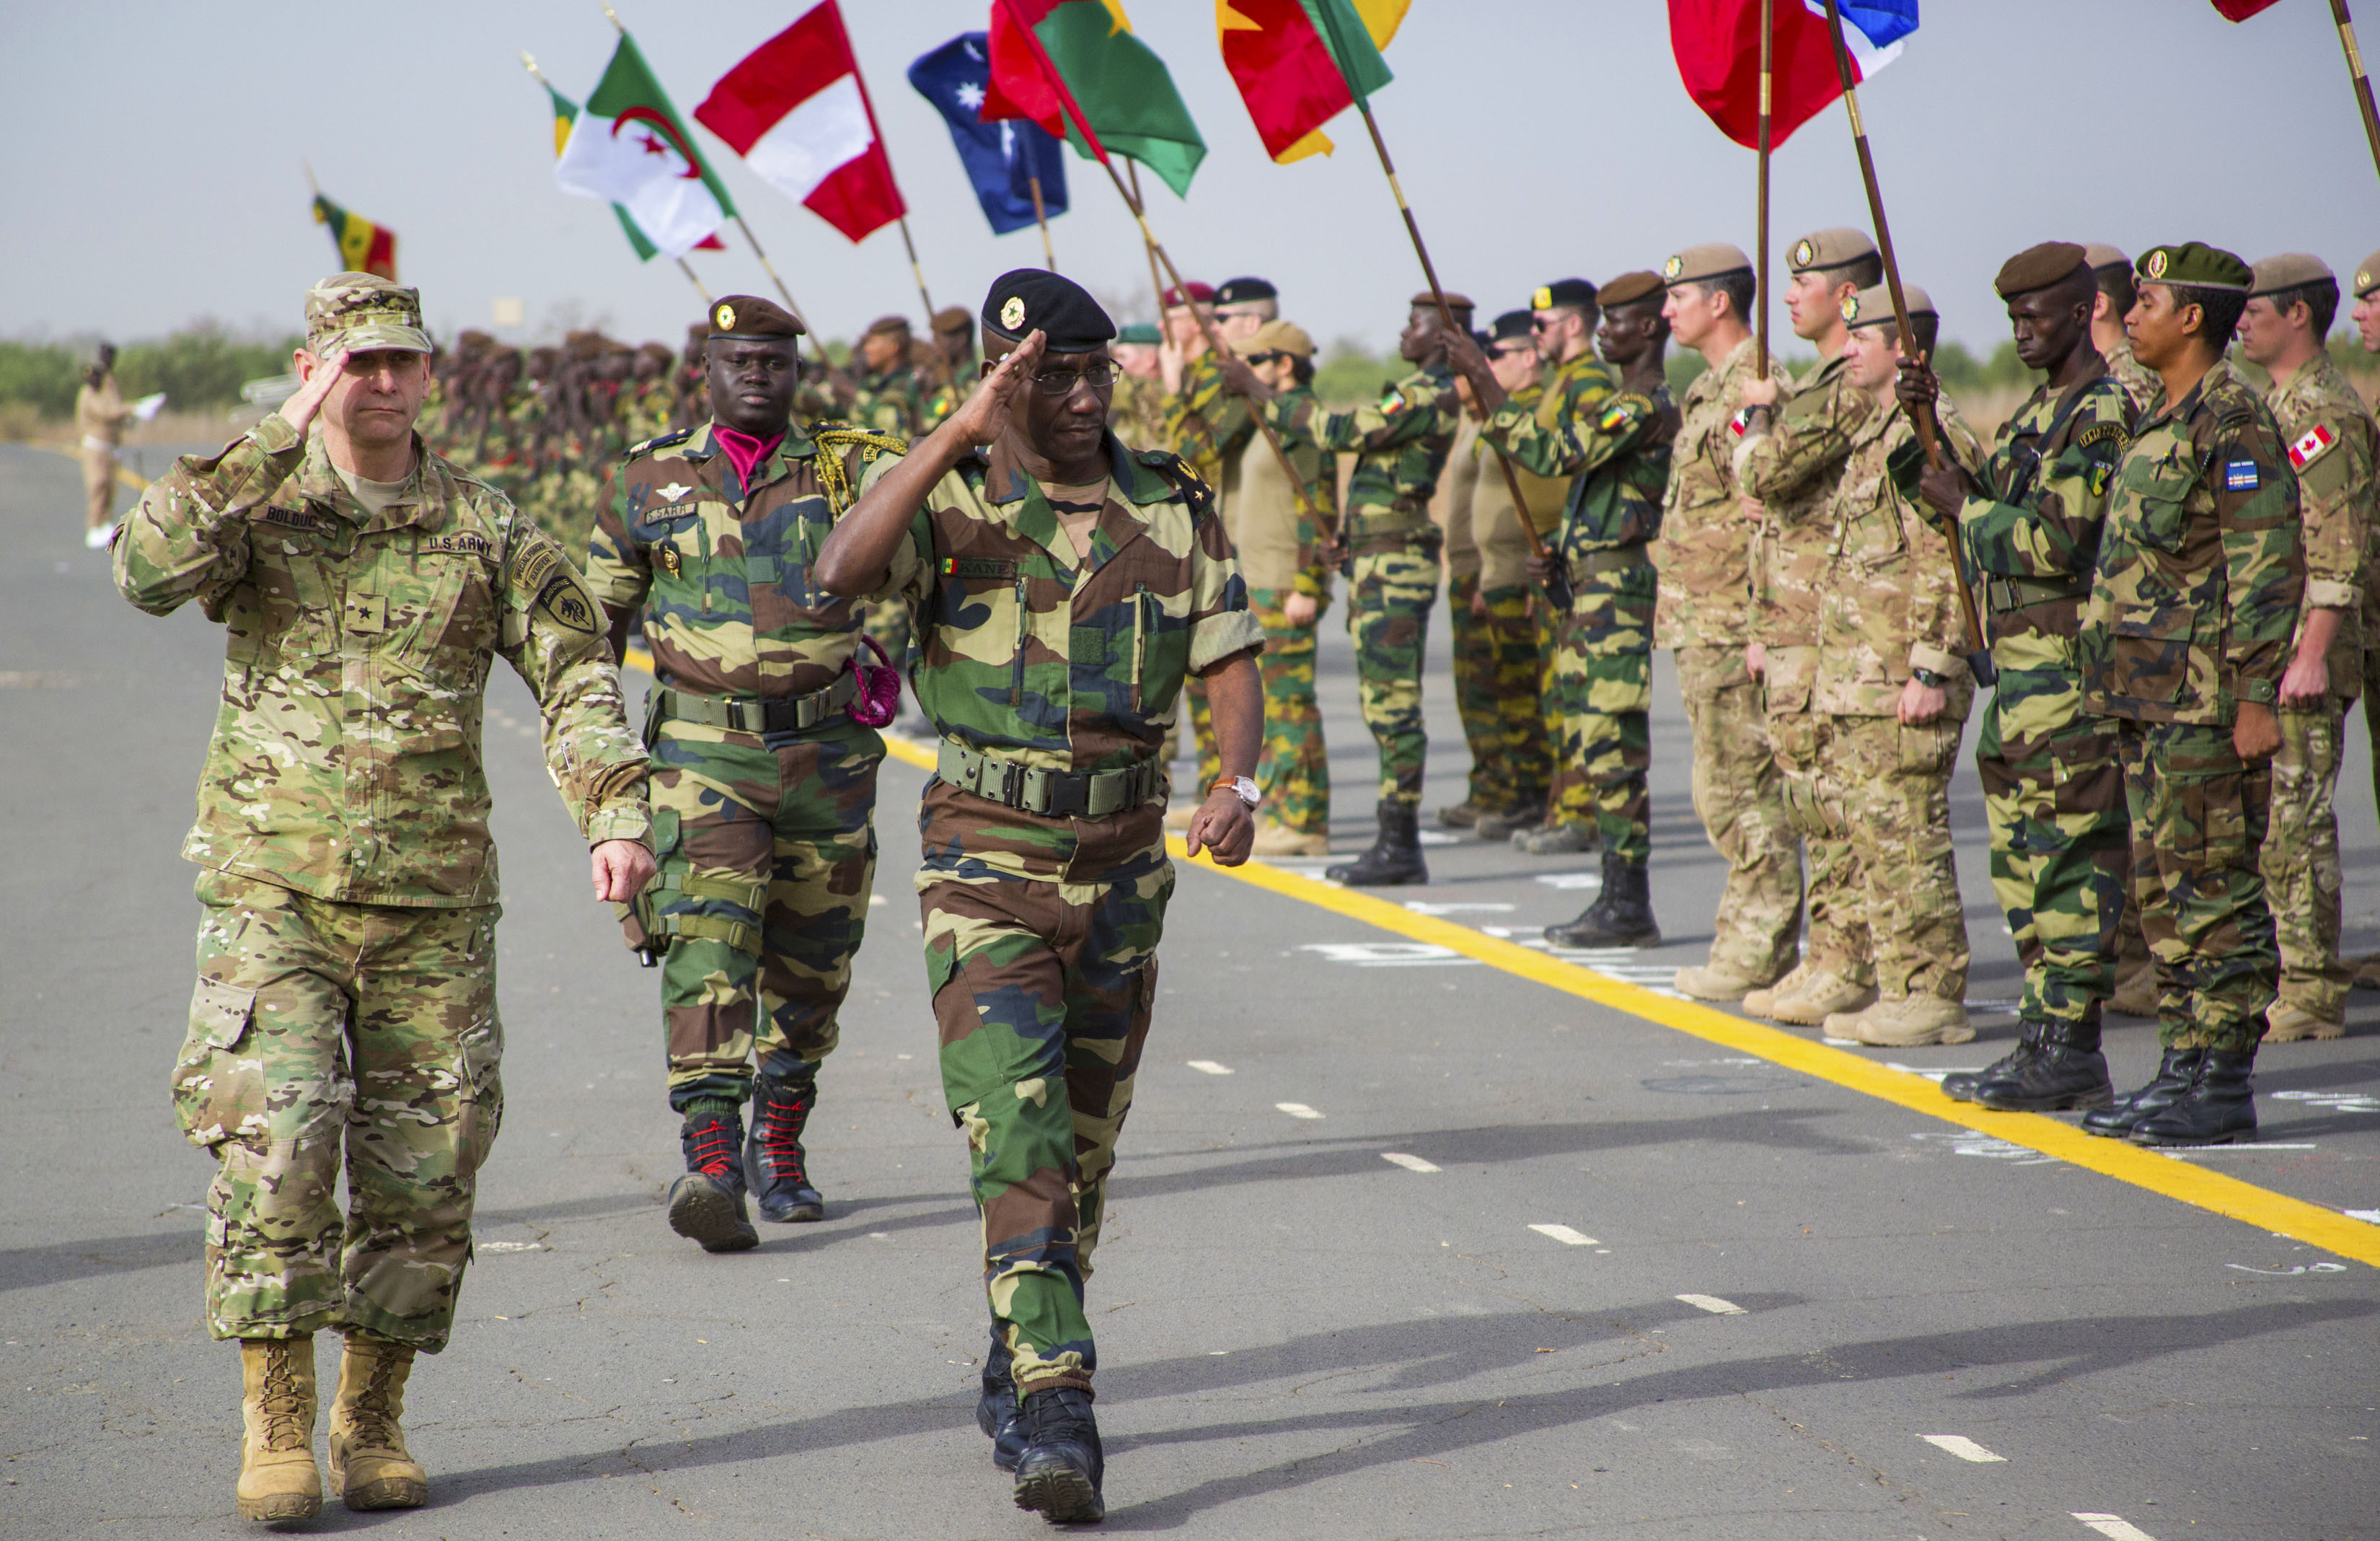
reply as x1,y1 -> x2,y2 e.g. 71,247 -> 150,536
983,0 -> 1207,198
1216,0 -> 1404,163
545,83 -> 721,262
312,194 -> 397,281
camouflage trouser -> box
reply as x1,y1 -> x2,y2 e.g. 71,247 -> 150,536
1547,566 -> 1654,864
2115,719 -> 2279,1053
2366,643 -> 2380,825
1252,587 -> 1329,835
1816,713 -> 1971,1001
1977,667 -> 2129,1026
1674,644 -> 1804,979
919,801 -> 1171,1399
1348,537 -> 1442,808
2263,701 -> 2350,1024
863,597 -> 915,675
645,716 -> 881,1112
177,871 -> 501,1353
1770,706 -> 1869,987
1448,574 -> 1549,814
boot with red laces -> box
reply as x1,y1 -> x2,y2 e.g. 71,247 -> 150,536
667,1103 -> 758,1252
744,1069 -> 825,1223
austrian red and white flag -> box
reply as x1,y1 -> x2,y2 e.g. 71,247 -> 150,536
695,1 -> 907,245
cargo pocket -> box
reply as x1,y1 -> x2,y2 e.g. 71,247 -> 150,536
172,978 -> 265,1151
1898,721 -> 1961,777
456,1012 -> 505,1175
2123,453 -> 2198,553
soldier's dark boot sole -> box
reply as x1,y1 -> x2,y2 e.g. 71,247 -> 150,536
1326,861 -> 1429,886
1975,1079 -> 2116,1113
1545,918 -> 1661,949
1013,1462 -> 1105,1524
667,1174 -> 759,1252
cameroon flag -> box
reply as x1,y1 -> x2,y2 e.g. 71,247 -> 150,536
312,194 -> 396,281
1217,0 -> 1400,163
984,0 -> 1207,198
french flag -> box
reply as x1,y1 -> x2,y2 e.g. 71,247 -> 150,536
1669,0 -> 1919,149
695,0 -> 907,245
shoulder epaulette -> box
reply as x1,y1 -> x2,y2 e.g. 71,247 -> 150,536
625,425 -> 697,461
1137,448 -> 1216,517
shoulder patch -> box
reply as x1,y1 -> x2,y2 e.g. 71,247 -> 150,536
2075,421 -> 2127,450
2223,458 -> 2262,491
1378,387 -> 1405,414
2288,422 -> 2339,472
511,540 -> 601,636
1599,393 -> 1653,432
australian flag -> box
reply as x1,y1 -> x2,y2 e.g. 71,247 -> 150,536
908,32 -> 1068,237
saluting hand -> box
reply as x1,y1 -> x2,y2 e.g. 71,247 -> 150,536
944,331 -> 1046,450
279,348 -> 351,436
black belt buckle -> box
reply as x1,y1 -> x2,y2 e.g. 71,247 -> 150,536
1048,773 -> 1089,819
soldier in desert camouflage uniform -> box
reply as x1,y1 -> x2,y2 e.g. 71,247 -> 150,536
2351,252 -> 2380,993
816,270 -> 1264,1524
2240,255 -> 2375,1042
2076,243 -> 2304,1149
114,273 -> 653,1523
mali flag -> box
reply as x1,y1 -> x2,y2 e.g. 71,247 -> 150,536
1217,0 -> 1402,164
312,194 -> 397,281
984,0 -> 1206,198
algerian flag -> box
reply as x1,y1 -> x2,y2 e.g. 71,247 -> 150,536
554,32 -> 737,258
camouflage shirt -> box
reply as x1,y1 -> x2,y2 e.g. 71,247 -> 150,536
113,415 -> 649,907
1815,396 -> 1984,716
1737,351 -> 1877,652
1267,364 -> 1460,541
847,363 -> 927,438
1107,372 -> 1170,455
2263,349 -> 2374,698
1482,351 -> 1678,571
2104,338 -> 2160,416
1653,335 -> 1792,649
584,419 -> 904,701
1160,351 -> 1233,489
2081,358 -> 2304,724
1164,377 -> 1338,598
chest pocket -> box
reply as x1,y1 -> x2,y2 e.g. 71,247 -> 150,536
230,522 -> 342,662
1841,495 -> 1908,566
2121,449 -> 2199,554
937,558 -> 1027,704
407,535 -> 502,684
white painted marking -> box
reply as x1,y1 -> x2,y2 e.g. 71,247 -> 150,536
1675,1294 -> 1745,1315
1416,830 -> 1460,846
1298,941 -> 1478,968
1402,900 -> 1516,916
1380,1151 -> 1440,1172
478,1242 -> 543,1254
2224,1261 -> 2348,1276
1186,1059 -> 1235,1076
1275,1102 -> 1324,1119
1921,1434 -> 2006,1462
868,894 -> 888,907
1529,1224 -> 1597,1246
2270,1090 -> 2380,1113
1910,1130 -> 2061,1165
1535,872 -> 1601,890
1886,1061 -> 1988,1081
2073,1515 -> 2158,1540
2347,1209 -> 2380,1225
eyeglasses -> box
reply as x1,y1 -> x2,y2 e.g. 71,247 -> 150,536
1245,351 -> 1291,366
1031,363 -> 1116,395
1529,317 -> 1561,331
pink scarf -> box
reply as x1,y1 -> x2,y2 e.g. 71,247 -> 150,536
711,424 -> 784,490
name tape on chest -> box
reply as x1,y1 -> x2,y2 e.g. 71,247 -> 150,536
940,556 -> 1018,581
2223,458 -> 2262,492
2288,423 -> 2338,471
254,506 -> 337,534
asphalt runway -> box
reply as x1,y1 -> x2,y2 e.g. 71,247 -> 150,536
2,439 -> 2375,1539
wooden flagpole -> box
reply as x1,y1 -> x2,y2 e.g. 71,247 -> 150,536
1028,175 -> 1057,270
2329,0 -> 2380,187
523,51 -> 712,307
1125,162 -> 1170,332
896,217 -> 936,321
1757,0 -> 1773,374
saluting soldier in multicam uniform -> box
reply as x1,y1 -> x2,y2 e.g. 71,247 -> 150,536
582,296 -> 901,1254
2239,254 -> 2375,1042
115,273 -> 653,1523
2077,243 -> 2304,1149
1900,243 -> 2136,1109
816,270 -> 1264,1525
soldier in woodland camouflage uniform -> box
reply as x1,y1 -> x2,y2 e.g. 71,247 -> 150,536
1265,290 -> 1468,885
1654,246 -> 1803,1000
845,316 -> 928,683
2076,243 -> 2304,1149
920,305 -> 979,432
1901,244 -> 2136,1109
1796,284 -> 1984,1047
583,297 -> 897,1254
2241,255 -> 2374,1041
815,271 -> 1264,1524
1734,229 -> 1885,1026
114,274 -> 653,1523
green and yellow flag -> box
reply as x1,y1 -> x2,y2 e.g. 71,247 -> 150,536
312,194 -> 396,281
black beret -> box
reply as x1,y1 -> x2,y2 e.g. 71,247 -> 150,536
1215,276 -> 1278,306
1994,242 -> 2089,300
983,268 -> 1115,354
708,295 -> 805,340
1530,278 -> 1597,310
1595,271 -> 1663,307
1489,309 -> 1534,343
1470,329 -> 1493,350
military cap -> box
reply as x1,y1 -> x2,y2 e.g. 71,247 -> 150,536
1529,278 -> 1597,311
2355,250 -> 2380,299
1246,320 -> 1315,358
1595,271 -> 1664,307
863,314 -> 912,338
1114,322 -> 1161,346
2135,242 -> 2252,291
2248,253 -> 2335,297
1662,243 -> 1754,286
932,305 -> 976,335
983,268 -> 1115,354
1788,227 -> 1877,275
1160,281 -> 1215,308
708,295 -> 805,340
1994,241 -> 2089,299
1469,329 -> 1493,350
1488,309 -> 1535,344
1214,276 -> 1278,307
305,271 -> 431,356
1410,289 -> 1475,312
2082,242 -> 2130,273
1841,283 -> 1935,330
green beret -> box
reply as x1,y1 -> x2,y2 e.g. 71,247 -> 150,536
2136,242 -> 2252,292
1115,322 -> 1161,346
1994,242 -> 2089,300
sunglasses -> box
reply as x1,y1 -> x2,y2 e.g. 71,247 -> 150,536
1029,363 -> 1116,396
1244,351 -> 1292,366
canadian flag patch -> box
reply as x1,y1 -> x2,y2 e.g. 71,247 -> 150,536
2288,423 -> 2337,472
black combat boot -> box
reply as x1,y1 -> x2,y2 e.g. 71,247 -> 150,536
666,1105 -> 759,1252
1012,1386 -> 1104,1523
1939,1027 -> 2035,1104
745,1071 -> 825,1223
1973,1019 -> 2115,1112
1545,851 -> 1661,949
2129,1048 -> 2257,1147
977,1327 -> 1028,1473
1326,800 -> 1428,887
2079,1048 -> 2203,1139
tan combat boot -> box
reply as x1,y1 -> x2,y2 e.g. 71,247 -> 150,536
2353,952 -> 2380,991
1769,971 -> 1877,1027
2262,1002 -> 2345,1042
327,1332 -> 430,1511
1826,993 -> 1975,1047
1676,957 -> 1786,1003
1250,825 -> 1331,858
1741,961 -> 1816,1019
237,1336 -> 322,1522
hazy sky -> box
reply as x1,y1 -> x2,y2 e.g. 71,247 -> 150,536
11,0 -> 2379,356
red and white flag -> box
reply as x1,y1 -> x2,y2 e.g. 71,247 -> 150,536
694,1 -> 907,245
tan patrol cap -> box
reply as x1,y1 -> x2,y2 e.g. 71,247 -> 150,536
1246,320 -> 1315,359
1788,228 -> 1876,275
2249,253 -> 2335,296
305,271 -> 431,356
2082,242 -> 2130,272
2355,250 -> 2380,299
1662,243 -> 1753,286
1841,283 -> 1934,329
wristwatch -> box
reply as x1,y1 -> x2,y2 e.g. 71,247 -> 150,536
1911,667 -> 1947,689
1212,776 -> 1261,808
